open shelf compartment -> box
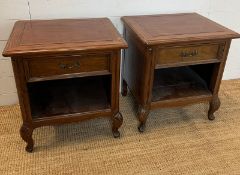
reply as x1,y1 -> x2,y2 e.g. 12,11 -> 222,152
28,75 -> 111,119
152,66 -> 213,102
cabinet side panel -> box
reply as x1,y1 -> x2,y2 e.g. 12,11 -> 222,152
122,27 -> 148,105
11,58 -> 32,123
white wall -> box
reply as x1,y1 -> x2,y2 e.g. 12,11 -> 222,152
0,0 -> 240,105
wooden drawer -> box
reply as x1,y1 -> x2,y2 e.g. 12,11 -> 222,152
156,43 -> 222,67
24,54 -> 110,81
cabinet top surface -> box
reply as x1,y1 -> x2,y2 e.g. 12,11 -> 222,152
122,13 -> 240,45
3,18 -> 127,57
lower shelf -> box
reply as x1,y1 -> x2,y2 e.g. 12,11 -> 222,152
152,66 -> 212,102
28,76 -> 111,119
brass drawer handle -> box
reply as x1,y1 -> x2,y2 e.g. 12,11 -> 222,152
59,61 -> 80,69
180,50 -> 198,57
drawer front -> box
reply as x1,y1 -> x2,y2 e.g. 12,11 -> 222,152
156,44 -> 221,66
24,54 -> 110,80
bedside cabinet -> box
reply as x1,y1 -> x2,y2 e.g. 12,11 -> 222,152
2,18 -> 127,152
121,13 -> 240,132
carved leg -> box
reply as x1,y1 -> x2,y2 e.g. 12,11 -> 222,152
208,96 -> 221,121
121,79 -> 128,96
137,105 -> 150,133
20,123 -> 34,153
112,112 -> 123,138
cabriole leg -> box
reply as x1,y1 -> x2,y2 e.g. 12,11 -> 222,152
137,105 -> 150,133
20,123 -> 34,153
112,112 -> 123,138
208,96 -> 221,120
121,79 -> 128,97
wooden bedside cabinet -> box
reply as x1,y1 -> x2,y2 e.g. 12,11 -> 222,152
121,13 -> 240,132
2,18 -> 127,152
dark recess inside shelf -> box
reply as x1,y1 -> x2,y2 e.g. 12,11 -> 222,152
152,66 -> 212,102
28,75 -> 111,119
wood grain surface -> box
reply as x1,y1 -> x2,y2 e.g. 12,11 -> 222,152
2,18 -> 127,57
122,13 -> 240,45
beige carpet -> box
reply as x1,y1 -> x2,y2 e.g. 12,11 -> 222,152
1,80 -> 240,175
